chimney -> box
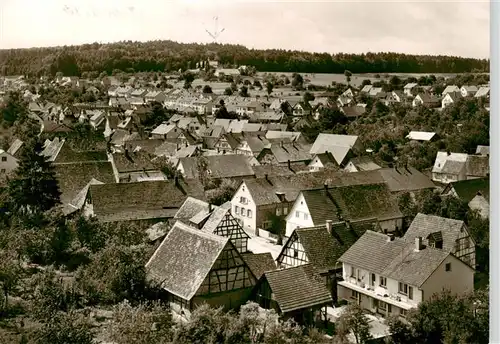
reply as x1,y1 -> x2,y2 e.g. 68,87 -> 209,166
174,174 -> 179,187
324,181 -> 328,191
265,174 -> 269,181
415,236 -> 423,251
387,233 -> 395,242
446,150 -> 451,156
280,141 -> 284,148
326,220 -> 333,235
287,159 -> 291,170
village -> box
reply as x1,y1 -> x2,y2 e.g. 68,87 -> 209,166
0,61 -> 491,343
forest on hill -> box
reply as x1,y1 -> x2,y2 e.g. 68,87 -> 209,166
0,40 -> 490,77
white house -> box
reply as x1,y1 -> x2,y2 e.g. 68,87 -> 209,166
460,86 -> 478,97
406,131 -> 437,142
284,183 -> 403,237
337,231 -> 475,319
474,86 -> 490,98
403,83 -> 418,96
441,85 -> 460,96
431,151 -> 468,184
442,92 -> 461,109
0,150 -> 19,175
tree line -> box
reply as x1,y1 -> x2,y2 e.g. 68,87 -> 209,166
0,41 -> 489,77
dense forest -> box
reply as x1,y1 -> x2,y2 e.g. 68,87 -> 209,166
0,40 -> 490,77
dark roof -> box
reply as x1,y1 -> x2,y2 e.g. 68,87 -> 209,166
88,180 -> 205,222
53,143 -> 108,164
54,161 -> 115,205
448,178 -> 489,202
347,156 -> 380,171
124,139 -> 166,155
339,230 -> 452,287
378,166 -> 436,192
146,221 -> 229,300
243,169 -> 384,206
174,196 -> 209,221
342,105 -> 366,118
270,142 -> 312,164
263,264 -> 333,313
112,151 -> 156,173
466,155 -> 489,177
179,155 -> 255,180
301,189 -> 340,224
402,213 -> 468,253
252,165 -> 296,178
289,220 -> 374,272
43,121 -> 73,133
241,252 -> 277,279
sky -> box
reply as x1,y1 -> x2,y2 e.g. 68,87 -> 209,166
0,0 -> 490,59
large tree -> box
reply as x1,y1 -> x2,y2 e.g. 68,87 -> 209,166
7,138 -> 61,214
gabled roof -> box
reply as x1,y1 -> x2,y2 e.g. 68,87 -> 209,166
403,213 -> 468,253
310,133 -> 359,155
88,180 -> 205,222
263,264 -> 333,313
241,252 -> 277,279
442,85 -> 460,95
466,155 -> 489,177
270,142 -> 313,164
448,178 -> 489,203
285,220 -> 374,272
112,151 -> 156,173
174,196 -> 209,220
179,155 -> 255,180
432,152 -> 468,174
53,143 -> 108,164
475,145 -> 489,156
339,230 -> 452,287
347,157 -> 381,172
54,161 -> 115,205
146,221 -> 229,300
378,166 -> 435,192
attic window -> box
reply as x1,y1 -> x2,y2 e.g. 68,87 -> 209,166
445,263 -> 452,272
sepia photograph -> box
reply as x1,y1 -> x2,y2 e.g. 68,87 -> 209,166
0,0 -> 494,343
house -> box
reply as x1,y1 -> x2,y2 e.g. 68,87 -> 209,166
0,150 -> 18,175
340,105 -> 366,119
474,86 -> 490,98
292,102 -> 312,117
174,197 -> 250,253
111,151 -> 164,183
460,86 -> 478,97
402,213 -> 476,268
441,85 -> 460,96
337,231 -> 475,319
307,152 -> 338,172
309,133 -> 362,166
368,87 -> 383,97
412,94 -> 440,108
240,253 -> 277,280
259,141 -> 312,166
377,166 -> 436,195
151,123 -> 182,140
253,264 -> 332,325
443,178 -> 489,219
432,152 -> 489,184
284,183 -> 403,237
231,171 -> 350,233
403,83 -> 418,96
441,92 -> 461,109
360,85 -> 373,94
146,221 -> 257,318
276,219 -> 376,297
176,155 -> 255,181
84,178 -> 205,224
343,157 -> 381,173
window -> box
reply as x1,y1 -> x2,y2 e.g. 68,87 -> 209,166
276,208 -> 282,216
0,169 -> 5,173
235,206 -> 239,215
293,250 -> 298,258
247,209 -> 252,218
240,196 -> 247,204
380,276 -> 387,288
350,267 -> 356,278
241,208 -> 246,217
409,286 -> 414,300
283,207 -> 288,215
378,301 -> 392,313
351,290 -> 359,299
304,213 -> 309,220
370,273 -> 376,286
399,283 -> 409,295
445,263 -> 451,272
295,211 -> 300,218
400,309 -> 409,318
1,157 -> 6,162
464,239 -> 470,249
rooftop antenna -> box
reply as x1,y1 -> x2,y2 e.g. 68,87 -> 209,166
204,16 -> 225,43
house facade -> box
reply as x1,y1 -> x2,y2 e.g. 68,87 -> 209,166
337,231 -> 475,319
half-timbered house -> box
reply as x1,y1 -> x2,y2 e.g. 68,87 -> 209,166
174,197 -> 250,253
402,213 -> 476,268
146,221 -> 257,317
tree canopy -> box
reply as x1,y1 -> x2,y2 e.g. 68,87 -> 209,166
0,41 -> 489,77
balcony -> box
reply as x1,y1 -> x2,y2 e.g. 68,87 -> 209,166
338,280 -> 415,311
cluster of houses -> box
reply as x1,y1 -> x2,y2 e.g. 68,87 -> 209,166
0,71 -> 490,335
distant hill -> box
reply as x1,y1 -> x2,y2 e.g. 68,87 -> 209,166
0,40 -> 489,77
